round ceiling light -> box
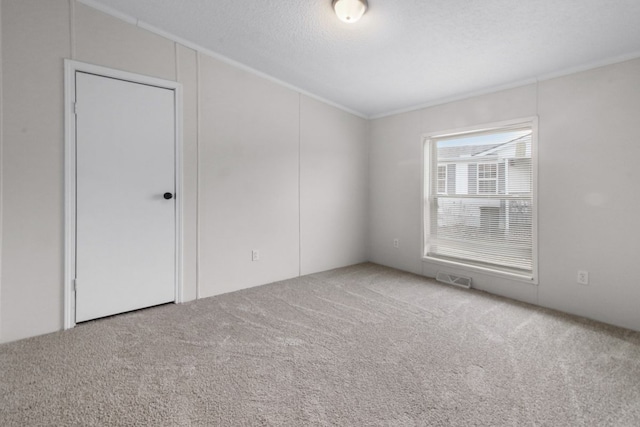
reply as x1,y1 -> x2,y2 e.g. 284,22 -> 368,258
332,0 -> 368,24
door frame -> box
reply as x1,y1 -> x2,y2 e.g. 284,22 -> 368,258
63,59 -> 184,329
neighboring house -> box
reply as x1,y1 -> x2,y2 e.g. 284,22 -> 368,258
432,133 -> 533,271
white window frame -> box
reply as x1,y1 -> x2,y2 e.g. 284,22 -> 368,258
421,117 -> 538,284
437,164 -> 448,194
477,162 -> 498,195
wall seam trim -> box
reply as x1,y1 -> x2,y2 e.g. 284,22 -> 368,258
0,0 -> 4,341
174,42 -> 181,301
298,94 -> 302,277
69,0 -> 76,59
195,51 -> 201,300
174,42 -> 178,83
535,79 -> 540,306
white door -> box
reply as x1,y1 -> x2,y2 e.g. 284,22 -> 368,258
75,72 -> 176,323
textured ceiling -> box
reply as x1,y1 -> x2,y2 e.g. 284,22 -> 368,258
87,0 -> 640,118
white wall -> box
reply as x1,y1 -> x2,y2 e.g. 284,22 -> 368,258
176,44 -> 199,303
369,110 -> 423,276
0,0 -> 368,343
74,2 -> 176,81
537,60 -> 640,330
1,0 -> 71,342
369,60 -> 640,331
197,54 -> 300,296
300,96 -> 369,275
196,62 -> 370,296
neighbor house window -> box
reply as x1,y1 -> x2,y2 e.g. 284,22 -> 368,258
423,119 -> 537,280
477,163 -> 498,194
437,165 -> 447,194
436,164 -> 456,195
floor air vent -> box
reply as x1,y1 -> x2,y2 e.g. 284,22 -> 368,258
436,272 -> 472,289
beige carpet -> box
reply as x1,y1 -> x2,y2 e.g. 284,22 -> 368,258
1,263 -> 640,426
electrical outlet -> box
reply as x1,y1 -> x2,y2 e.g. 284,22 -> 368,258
252,250 -> 260,261
393,238 -> 399,249
577,270 -> 589,285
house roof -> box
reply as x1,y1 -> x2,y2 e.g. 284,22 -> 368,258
473,134 -> 532,157
438,144 -> 502,160
437,133 -> 532,161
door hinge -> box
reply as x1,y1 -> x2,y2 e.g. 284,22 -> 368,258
73,278 -> 78,292
73,102 -> 78,115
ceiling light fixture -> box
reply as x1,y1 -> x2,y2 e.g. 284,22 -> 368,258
332,0 -> 368,24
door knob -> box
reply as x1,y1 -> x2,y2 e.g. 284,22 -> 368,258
163,192 -> 174,200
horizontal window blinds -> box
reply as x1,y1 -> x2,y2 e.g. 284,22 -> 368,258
425,127 -> 534,275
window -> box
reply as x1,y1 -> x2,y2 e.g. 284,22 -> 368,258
436,164 -> 457,195
423,120 -> 536,280
437,165 -> 447,194
477,163 -> 497,194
